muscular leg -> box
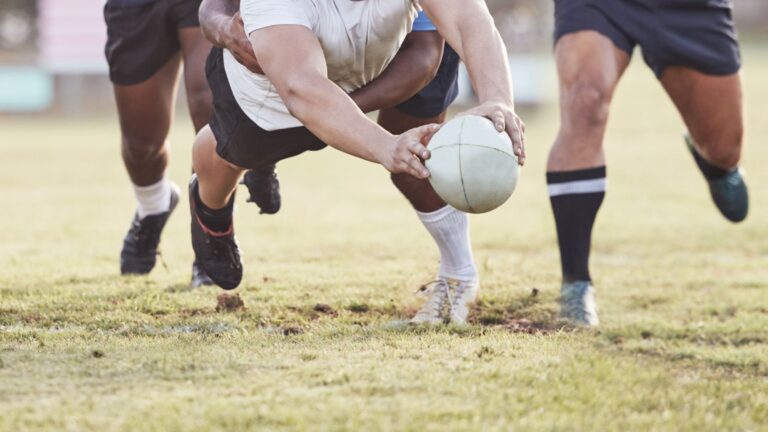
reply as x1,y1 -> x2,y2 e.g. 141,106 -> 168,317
661,68 -> 743,169
378,107 -> 446,212
179,27 -> 214,133
114,53 -> 181,186
660,68 -> 747,222
547,31 -> 631,326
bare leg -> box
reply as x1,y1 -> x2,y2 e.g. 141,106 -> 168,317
192,126 -> 244,210
114,53 -> 181,186
660,68 -> 743,169
179,27 -> 214,133
548,31 -> 631,172
378,107 -> 446,212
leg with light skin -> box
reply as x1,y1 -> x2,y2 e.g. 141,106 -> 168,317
192,126 -> 244,210
547,31 -> 631,326
660,68 -> 748,222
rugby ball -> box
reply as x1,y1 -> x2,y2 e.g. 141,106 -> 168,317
426,115 -> 519,213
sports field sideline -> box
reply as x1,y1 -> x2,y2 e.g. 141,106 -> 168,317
1,45 -> 767,430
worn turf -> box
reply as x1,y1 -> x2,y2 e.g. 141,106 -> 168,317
1,48 -> 767,431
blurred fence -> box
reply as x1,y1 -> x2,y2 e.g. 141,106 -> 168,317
0,0 -> 766,113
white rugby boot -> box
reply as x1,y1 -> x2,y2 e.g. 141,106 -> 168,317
448,278 -> 480,325
410,280 -> 452,325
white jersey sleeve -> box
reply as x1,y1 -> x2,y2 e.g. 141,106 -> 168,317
241,0 -> 317,36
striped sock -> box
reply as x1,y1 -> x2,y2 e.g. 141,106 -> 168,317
547,167 -> 606,282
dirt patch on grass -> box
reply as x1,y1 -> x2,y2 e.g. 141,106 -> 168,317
216,293 -> 245,312
469,288 -> 568,335
313,303 -> 336,316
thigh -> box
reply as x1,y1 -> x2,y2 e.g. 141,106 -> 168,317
394,44 -> 460,121
113,53 -> 182,144
179,26 -> 214,132
660,68 -> 743,150
555,31 -> 630,126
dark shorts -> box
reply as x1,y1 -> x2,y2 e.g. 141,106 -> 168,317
553,0 -> 741,77
395,44 -> 461,118
104,0 -> 202,85
206,48 -> 327,170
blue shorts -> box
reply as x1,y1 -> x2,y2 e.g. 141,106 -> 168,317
395,44 -> 460,118
554,0 -> 741,78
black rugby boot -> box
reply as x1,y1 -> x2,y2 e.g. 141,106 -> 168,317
189,175 -> 243,290
120,186 -> 180,275
242,165 -> 281,214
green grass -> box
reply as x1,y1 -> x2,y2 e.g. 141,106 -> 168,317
2,47 -> 768,430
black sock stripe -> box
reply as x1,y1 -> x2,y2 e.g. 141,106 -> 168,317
546,166 -> 607,184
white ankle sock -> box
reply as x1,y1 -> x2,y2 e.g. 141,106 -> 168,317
134,178 -> 176,219
416,205 -> 478,282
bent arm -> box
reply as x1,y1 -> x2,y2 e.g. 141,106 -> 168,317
251,26 -> 392,164
350,31 -> 444,113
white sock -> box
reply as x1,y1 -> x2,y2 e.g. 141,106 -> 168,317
134,178 -> 176,219
416,205 -> 478,282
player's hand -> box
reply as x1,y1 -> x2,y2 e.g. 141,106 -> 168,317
459,100 -> 526,166
223,12 -> 262,74
381,124 -> 438,179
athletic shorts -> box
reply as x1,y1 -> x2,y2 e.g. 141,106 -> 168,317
395,45 -> 461,118
206,48 -> 326,170
553,0 -> 741,77
104,0 -> 202,85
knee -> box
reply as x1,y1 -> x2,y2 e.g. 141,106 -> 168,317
121,134 -> 166,164
562,80 -> 612,132
698,125 -> 744,169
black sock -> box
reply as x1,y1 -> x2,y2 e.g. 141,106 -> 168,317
690,145 -> 729,180
547,167 -> 606,283
193,183 -> 234,233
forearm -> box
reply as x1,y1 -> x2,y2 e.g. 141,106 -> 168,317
283,75 -> 393,163
350,32 -> 443,113
422,0 -> 514,105
199,0 -> 239,48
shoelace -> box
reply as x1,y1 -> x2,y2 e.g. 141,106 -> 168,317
416,280 -> 453,317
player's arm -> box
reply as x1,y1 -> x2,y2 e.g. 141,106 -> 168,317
350,31 -> 444,113
420,0 -> 526,164
251,25 -> 434,178
199,0 -> 262,73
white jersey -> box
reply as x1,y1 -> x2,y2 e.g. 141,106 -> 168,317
226,0 -> 419,131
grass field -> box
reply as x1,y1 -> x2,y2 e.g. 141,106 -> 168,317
2,46 -> 768,431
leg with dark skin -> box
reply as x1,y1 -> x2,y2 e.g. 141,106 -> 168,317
114,53 -> 182,186
378,107 -> 447,213
179,27 -> 214,133
660,69 -> 743,170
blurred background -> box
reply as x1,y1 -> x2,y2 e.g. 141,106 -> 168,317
1,0 -> 765,114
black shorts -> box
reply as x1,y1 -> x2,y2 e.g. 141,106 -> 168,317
553,0 -> 741,77
104,0 -> 202,85
395,44 -> 460,118
206,48 -> 326,170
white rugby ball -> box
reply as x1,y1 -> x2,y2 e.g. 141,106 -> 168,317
425,115 -> 519,214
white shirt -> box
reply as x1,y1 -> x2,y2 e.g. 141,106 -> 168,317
225,0 -> 419,130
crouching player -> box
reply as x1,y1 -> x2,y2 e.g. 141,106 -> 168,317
191,0 -> 525,325
200,1 -> 478,324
